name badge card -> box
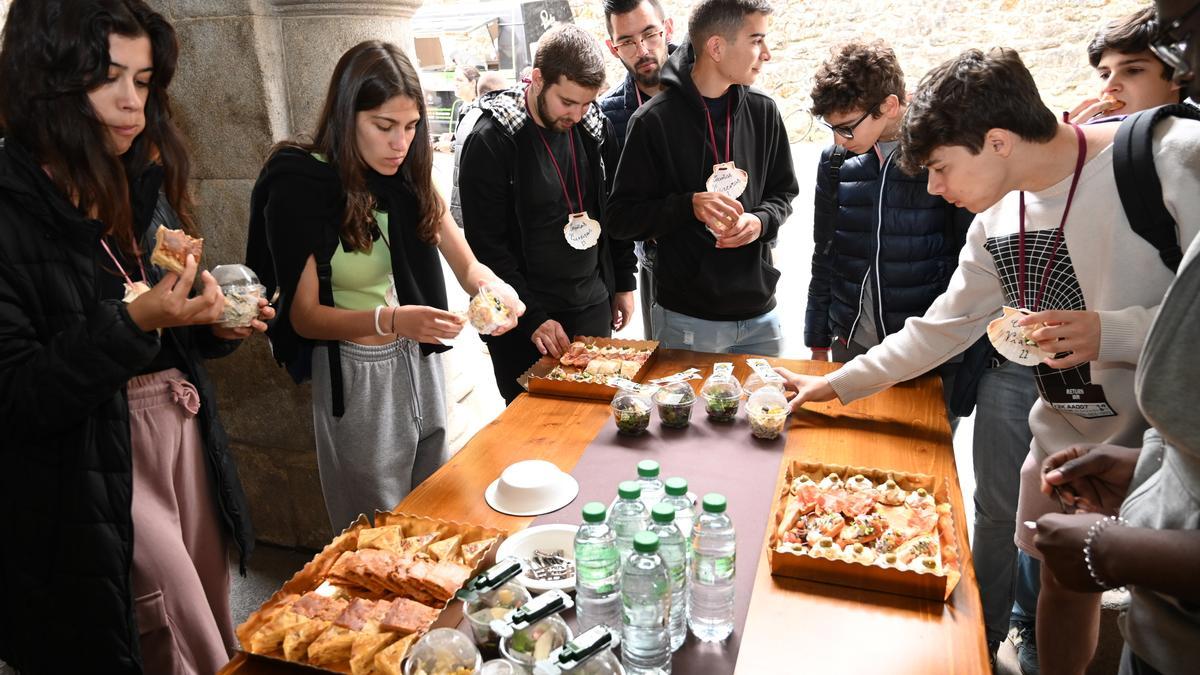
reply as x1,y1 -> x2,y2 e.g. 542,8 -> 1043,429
564,211 -> 601,250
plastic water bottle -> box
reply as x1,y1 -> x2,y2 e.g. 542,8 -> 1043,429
648,503 -> 687,652
574,502 -> 622,633
660,477 -> 695,539
621,531 -> 672,674
687,493 -> 735,643
636,460 -> 665,509
610,481 -> 650,560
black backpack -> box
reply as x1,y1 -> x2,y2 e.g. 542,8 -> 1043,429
1113,103 -> 1200,273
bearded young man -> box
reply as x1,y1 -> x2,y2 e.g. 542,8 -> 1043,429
459,24 -> 637,404
598,0 -> 676,338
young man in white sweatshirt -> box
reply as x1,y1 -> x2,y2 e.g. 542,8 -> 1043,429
777,47 -> 1200,675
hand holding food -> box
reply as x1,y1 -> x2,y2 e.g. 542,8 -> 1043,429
126,254 -> 225,331
211,296 -> 275,340
150,225 -> 204,275
467,281 -> 522,335
531,320 -> 572,358
1016,309 -> 1101,368
392,306 -> 466,344
715,212 -> 763,249
692,190 -> 744,233
1067,94 -> 1123,123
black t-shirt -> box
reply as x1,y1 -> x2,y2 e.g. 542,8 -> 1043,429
702,92 -> 732,167
515,121 -> 608,313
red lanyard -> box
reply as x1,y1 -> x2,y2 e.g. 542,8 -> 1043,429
100,236 -> 147,289
702,94 -> 732,165
634,86 -> 643,107
529,106 -> 584,214
1017,124 -> 1087,312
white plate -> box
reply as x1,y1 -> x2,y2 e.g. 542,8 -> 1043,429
495,524 -> 579,593
484,474 -> 580,517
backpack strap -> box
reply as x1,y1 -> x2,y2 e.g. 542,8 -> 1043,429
821,145 -> 847,255
1113,103 -> 1200,273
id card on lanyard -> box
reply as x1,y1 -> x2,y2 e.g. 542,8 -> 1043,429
530,107 -> 600,251
1012,124 -> 1115,419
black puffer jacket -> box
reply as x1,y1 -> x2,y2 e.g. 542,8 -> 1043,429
0,139 -> 254,674
804,144 -> 974,348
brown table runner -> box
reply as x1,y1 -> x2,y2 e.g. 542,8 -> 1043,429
527,399 -> 791,673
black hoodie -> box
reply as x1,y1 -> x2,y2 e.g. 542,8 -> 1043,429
606,43 -> 798,321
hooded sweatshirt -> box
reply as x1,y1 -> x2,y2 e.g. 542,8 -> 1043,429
606,43 -> 798,321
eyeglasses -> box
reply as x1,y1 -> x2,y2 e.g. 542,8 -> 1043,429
1150,3 -> 1199,85
820,101 -> 883,140
613,29 -> 665,58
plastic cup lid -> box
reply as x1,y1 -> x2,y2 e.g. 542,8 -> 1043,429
636,459 -> 660,478
651,502 -> 677,522
664,477 -> 688,496
702,493 -> 727,513
633,531 -> 659,553
211,263 -> 261,287
582,502 -> 607,523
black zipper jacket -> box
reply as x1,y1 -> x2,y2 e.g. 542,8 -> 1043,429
605,43 -> 798,321
458,85 -> 637,340
0,138 -> 253,674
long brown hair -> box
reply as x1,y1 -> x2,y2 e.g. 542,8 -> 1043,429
274,41 -> 442,251
0,0 -> 196,252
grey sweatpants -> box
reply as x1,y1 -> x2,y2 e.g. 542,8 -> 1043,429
312,339 -> 448,533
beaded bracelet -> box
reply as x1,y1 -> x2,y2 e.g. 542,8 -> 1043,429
1083,515 -> 1127,591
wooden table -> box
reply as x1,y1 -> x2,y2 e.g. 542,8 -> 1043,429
222,349 -> 987,674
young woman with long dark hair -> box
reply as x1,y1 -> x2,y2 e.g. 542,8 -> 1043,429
0,0 -> 270,672
247,41 -> 524,532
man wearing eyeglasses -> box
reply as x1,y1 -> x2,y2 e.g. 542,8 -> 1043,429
806,41 -> 1037,670
599,0 -> 677,340
606,0 -> 797,356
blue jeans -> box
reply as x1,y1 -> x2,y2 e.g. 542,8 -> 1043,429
651,304 -> 782,355
971,360 -> 1040,644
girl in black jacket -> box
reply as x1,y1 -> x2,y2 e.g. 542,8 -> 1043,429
0,1 -> 270,672
246,42 -> 524,533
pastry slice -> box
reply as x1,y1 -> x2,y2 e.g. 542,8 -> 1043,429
282,618 -> 330,662
150,225 -> 203,274
350,631 -> 398,675
380,598 -> 441,635
358,524 -> 405,554
460,537 -> 496,567
398,532 -> 440,557
374,634 -> 419,675
427,534 -> 461,562
247,602 -> 307,655
307,624 -> 358,666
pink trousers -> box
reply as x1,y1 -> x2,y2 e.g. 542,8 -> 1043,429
128,369 -> 234,674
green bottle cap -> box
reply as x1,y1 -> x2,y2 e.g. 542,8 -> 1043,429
633,531 -> 659,553
636,460 -> 660,478
651,503 -> 677,523
618,481 -> 641,500
582,502 -> 607,523
702,493 -> 727,513
664,477 -> 688,496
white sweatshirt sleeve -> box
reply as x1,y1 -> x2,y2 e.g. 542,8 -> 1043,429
1099,117 -> 1200,364
826,216 -> 1006,404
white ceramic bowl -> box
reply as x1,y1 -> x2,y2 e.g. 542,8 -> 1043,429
495,524 -> 579,593
485,460 -> 579,516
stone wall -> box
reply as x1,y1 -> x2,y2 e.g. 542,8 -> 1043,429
427,0 -> 1147,141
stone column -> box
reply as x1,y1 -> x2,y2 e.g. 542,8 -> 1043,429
150,0 -> 423,549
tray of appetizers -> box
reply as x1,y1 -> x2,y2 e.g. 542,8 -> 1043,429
767,460 -> 963,602
237,511 -> 502,674
519,336 -> 659,401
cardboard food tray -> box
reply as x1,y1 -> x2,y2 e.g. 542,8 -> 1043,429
236,510 -> 504,673
766,460 -> 963,602
519,336 -> 659,401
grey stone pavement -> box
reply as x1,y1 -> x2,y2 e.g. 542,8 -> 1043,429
226,144 -> 1121,674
